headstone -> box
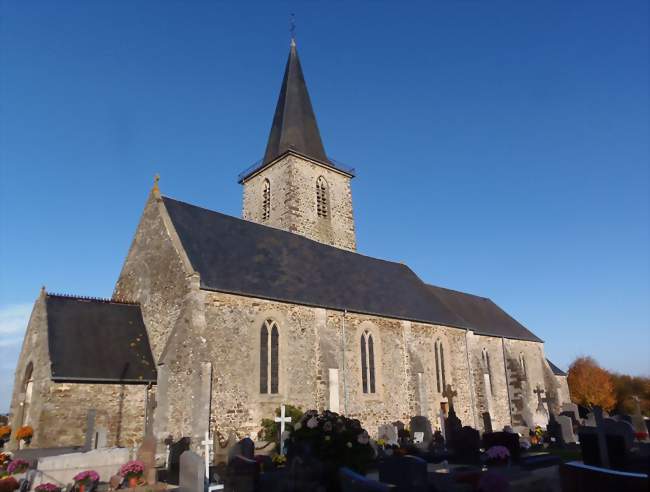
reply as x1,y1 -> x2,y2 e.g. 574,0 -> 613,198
137,435 -> 157,484
377,424 -> 398,446
482,431 -> 521,463
547,413 -> 564,446
451,426 -> 480,464
409,416 -> 433,447
482,412 -> 493,434
93,427 -> 108,449
179,451 -> 204,492
168,437 -> 191,474
328,369 -> 340,413
562,402 -> 580,422
584,412 -> 596,427
557,415 -> 577,444
201,431 -> 213,479
83,409 -> 97,452
631,396 -> 647,437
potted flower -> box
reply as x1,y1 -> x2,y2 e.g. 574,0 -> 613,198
0,453 -> 11,472
14,427 -> 33,447
72,470 -> 99,492
483,445 -> 510,467
6,460 -> 28,476
0,427 -> 10,444
35,483 -> 62,492
271,454 -> 287,468
0,477 -> 19,492
119,460 -> 144,488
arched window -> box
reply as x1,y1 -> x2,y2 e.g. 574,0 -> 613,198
360,330 -> 376,393
316,176 -> 329,219
482,348 -> 494,394
435,339 -> 446,393
262,179 -> 271,221
519,353 -> 527,378
21,362 -> 34,426
260,319 -> 279,394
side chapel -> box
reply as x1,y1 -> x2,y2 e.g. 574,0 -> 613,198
9,39 -> 570,452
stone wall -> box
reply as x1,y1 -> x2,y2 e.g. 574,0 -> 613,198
157,289 -> 543,442
113,189 -> 193,360
242,154 -> 356,251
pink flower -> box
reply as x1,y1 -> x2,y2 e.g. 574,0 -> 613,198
73,470 -> 99,484
485,445 -> 510,460
6,460 -> 28,475
35,483 -> 61,492
306,417 -> 318,429
119,460 -> 144,478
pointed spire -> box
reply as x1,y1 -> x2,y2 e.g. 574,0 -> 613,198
262,40 -> 329,166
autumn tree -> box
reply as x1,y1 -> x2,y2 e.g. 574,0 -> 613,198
610,373 -> 650,416
567,356 -> 616,410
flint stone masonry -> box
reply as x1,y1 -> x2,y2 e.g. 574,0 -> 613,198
242,154 -> 356,251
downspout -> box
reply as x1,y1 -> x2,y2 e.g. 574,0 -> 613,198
501,337 -> 514,426
341,309 -> 349,415
464,330 -> 478,428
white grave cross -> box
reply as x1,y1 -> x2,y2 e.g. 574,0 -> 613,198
201,431 -> 213,479
274,404 -> 292,455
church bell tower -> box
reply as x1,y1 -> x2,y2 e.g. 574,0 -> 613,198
239,39 -> 357,251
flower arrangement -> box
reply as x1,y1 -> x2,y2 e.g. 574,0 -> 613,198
0,477 -> 19,492
73,470 -> 99,486
35,483 -> 62,492
286,410 -> 373,474
271,454 -> 286,467
6,460 -> 28,475
0,427 -> 10,441
376,438 -> 386,448
0,454 -> 11,470
119,460 -> 144,479
484,445 -> 510,467
14,427 -> 33,444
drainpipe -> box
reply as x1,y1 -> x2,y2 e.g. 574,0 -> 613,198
464,330 -> 478,428
341,309 -> 349,415
501,337 -> 514,427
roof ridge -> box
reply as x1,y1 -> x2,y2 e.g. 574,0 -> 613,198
47,292 -> 139,305
425,283 -> 490,301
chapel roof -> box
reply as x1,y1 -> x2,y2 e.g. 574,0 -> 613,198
546,358 -> 567,376
162,196 -> 543,342
45,294 -> 156,383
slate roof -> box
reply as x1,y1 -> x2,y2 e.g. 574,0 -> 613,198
162,196 -> 543,342
46,294 -> 156,383
427,285 -> 543,342
261,39 -> 329,167
546,359 -> 567,376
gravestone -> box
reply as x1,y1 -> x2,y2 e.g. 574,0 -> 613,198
392,421 -> 408,445
584,412 -> 596,427
562,402 -> 580,421
450,426 -> 481,464
377,424 -> 398,446
631,396 -> 648,438
557,415 -> 577,444
179,451 -> 204,492
482,412 -> 493,434
35,448 -> 130,486
409,416 -> 433,448
482,432 -> 521,463
83,409 -> 97,452
547,413 -> 565,447
228,438 -> 254,464
137,435 -> 157,485
168,437 -> 191,475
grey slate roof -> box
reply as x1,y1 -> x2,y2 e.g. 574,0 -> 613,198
162,196 -> 543,342
46,294 -> 156,383
546,359 -> 567,376
261,40 -> 329,167
427,285 -> 543,342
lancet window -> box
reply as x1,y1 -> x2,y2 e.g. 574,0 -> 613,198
260,319 -> 279,393
360,330 -> 376,394
435,339 -> 446,393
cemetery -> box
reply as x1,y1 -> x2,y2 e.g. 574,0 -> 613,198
1,393 -> 648,492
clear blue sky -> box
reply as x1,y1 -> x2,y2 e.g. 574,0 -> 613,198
1,1 -> 648,412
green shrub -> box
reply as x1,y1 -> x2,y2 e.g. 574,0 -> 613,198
260,405 -> 304,443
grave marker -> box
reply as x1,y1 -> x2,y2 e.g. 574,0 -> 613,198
274,404 -> 292,455
201,431 -> 213,479
83,409 -> 97,452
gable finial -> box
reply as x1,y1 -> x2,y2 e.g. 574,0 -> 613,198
289,13 -> 296,46
153,173 -> 160,192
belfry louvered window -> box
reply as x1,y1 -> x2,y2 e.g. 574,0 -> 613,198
435,339 -> 446,393
260,319 -> 279,394
360,330 -> 376,394
316,176 -> 329,218
262,179 -> 271,221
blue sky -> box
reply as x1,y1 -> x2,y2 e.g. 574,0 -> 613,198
0,0 -> 648,412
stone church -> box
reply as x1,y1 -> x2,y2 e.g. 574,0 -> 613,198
9,39 -> 570,452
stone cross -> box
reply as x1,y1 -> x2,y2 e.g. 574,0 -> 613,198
274,404 -> 292,455
201,431 -> 213,479
442,384 -> 457,410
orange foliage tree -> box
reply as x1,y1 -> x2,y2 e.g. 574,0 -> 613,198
567,356 -> 616,410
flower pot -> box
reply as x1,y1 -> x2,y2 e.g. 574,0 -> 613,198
128,477 -> 139,488
78,485 -> 85,492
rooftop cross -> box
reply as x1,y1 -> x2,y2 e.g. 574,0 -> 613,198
289,13 -> 296,43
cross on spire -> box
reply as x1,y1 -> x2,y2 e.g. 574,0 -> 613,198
289,13 -> 296,42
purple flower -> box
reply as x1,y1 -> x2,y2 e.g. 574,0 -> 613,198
35,483 -> 61,492
322,421 -> 333,432
485,445 -> 510,460
6,460 -> 28,474
73,470 -> 99,483
119,460 -> 144,478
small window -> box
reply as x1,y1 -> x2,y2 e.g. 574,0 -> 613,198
360,330 -> 376,394
260,319 -> 279,393
482,348 -> 494,394
435,339 -> 446,393
316,176 -> 329,218
519,353 -> 527,378
262,179 -> 271,221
